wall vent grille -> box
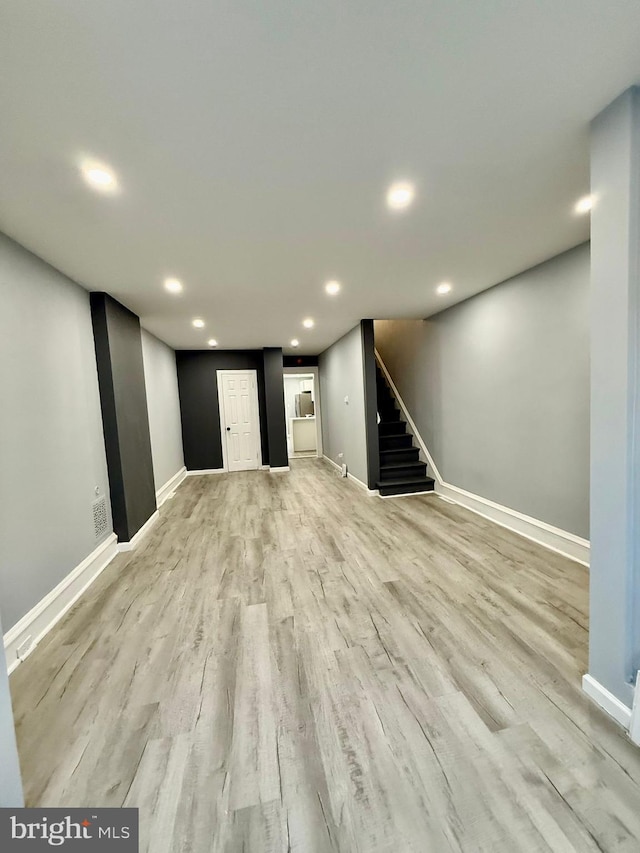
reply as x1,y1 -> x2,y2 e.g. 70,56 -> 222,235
92,496 -> 109,539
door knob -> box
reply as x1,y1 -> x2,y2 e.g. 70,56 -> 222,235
226,427 -> 231,431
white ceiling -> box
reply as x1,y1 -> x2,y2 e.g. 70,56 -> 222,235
2,1 -> 640,354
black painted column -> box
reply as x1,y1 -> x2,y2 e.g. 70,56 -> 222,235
262,348 -> 289,469
91,293 -> 156,543
361,319 -> 380,489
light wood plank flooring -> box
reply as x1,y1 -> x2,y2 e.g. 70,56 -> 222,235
10,459 -> 640,852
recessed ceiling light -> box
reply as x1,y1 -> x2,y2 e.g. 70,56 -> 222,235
574,195 -> 593,215
164,277 -> 183,294
291,339 -> 300,347
192,318 -> 205,328
436,282 -> 452,295
325,280 -> 341,295
80,160 -> 118,193
386,181 -> 415,211
302,318 -> 315,328
207,338 -> 218,347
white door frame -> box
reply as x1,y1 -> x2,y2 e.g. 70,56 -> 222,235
217,369 -> 262,472
283,366 -> 323,458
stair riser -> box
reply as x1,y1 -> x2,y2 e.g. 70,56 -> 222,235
380,448 -> 420,465
378,421 -> 406,436
378,481 -> 435,497
378,409 -> 401,422
378,398 -> 398,410
380,464 -> 427,481
379,434 -> 413,450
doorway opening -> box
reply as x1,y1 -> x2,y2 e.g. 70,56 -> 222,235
283,369 -> 322,460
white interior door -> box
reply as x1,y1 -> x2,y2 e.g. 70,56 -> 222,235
219,371 -> 260,471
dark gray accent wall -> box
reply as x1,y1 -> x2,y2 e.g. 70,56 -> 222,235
283,355 -> 319,368
375,243 -> 590,538
263,348 -> 289,468
176,350 -> 272,470
361,320 -> 380,489
91,293 -> 156,542
0,233 -> 112,633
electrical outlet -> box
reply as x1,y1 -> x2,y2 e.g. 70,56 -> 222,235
16,636 -> 33,661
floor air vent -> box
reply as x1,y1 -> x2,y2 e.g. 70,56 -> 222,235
92,495 -> 109,539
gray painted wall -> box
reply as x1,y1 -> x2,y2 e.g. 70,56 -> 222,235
375,243 -> 590,538
0,233 -> 112,632
589,87 -> 640,707
141,329 -> 185,492
0,612 -> 23,806
319,324 -> 368,485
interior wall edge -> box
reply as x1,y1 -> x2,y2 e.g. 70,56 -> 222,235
322,455 -> 378,495
155,466 -> 187,507
582,673 -> 633,727
117,510 -> 160,552
4,533 -> 118,675
318,323 -> 369,485
141,329 -> 186,494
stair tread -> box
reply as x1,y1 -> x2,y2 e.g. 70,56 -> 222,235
376,475 -> 435,489
380,461 -> 426,472
377,473 -> 434,483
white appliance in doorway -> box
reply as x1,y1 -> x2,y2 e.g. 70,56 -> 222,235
217,370 -> 261,471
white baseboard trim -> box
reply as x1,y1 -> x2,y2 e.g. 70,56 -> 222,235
322,456 -> 378,496
323,454 -> 345,476
374,349 -> 590,567
323,455 -> 343,473
582,674 -> 632,730
630,672 -> 640,745
4,533 -> 118,674
117,510 -> 160,552
436,482 -> 590,566
187,465 -> 289,474
349,473 -> 378,495
155,466 -> 187,507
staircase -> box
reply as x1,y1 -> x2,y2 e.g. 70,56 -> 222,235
376,365 -> 435,497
